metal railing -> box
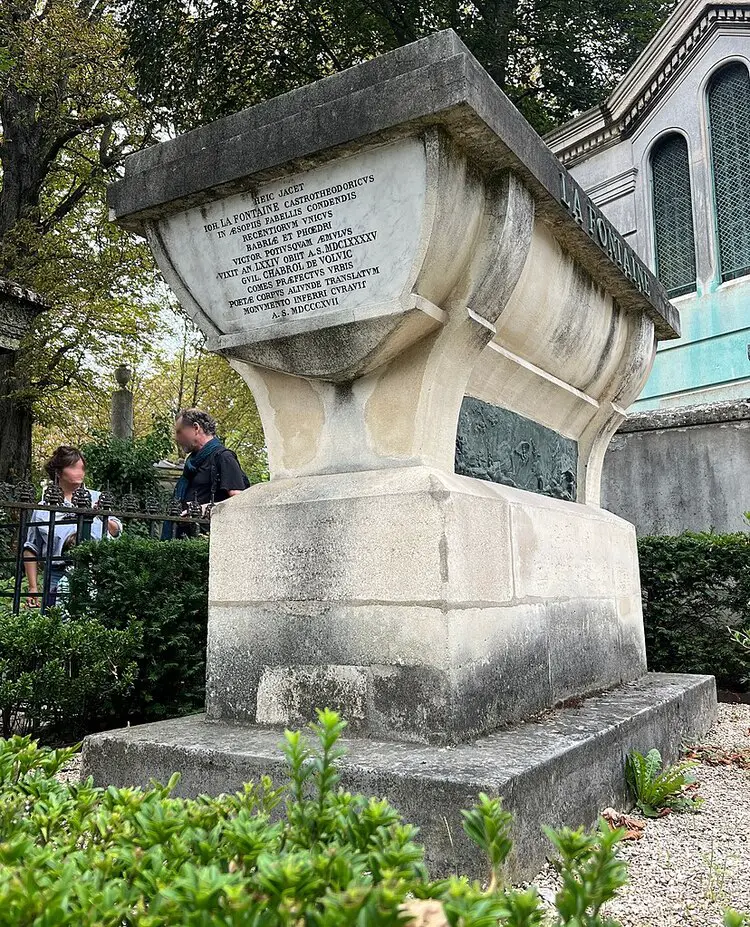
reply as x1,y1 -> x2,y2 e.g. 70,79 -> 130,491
0,480 -> 210,614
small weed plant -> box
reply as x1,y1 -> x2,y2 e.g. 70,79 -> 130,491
625,748 -> 702,817
728,627 -> 750,686
0,709 -> 630,927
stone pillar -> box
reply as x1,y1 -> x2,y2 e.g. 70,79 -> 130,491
110,364 -> 134,440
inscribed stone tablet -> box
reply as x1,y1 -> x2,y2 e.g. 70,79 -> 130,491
152,138 -> 427,341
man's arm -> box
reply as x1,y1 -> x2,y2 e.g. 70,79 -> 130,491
217,450 -> 249,498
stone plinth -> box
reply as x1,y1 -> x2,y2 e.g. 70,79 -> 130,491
82,673 -> 717,881
82,30 -> 716,872
207,467 -> 646,743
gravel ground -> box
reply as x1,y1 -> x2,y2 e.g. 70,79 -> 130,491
56,752 -> 81,786
533,703 -> 750,926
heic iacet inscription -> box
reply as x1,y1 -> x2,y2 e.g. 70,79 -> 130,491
207,176 -> 379,320
178,139 -> 427,336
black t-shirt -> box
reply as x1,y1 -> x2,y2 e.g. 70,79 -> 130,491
183,447 -> 247,506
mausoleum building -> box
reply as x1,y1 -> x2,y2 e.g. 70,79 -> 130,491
546,0 -> 750,534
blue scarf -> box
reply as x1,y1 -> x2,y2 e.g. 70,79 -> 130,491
174,437 -> 223,501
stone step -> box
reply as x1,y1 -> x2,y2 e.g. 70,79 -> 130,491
82,671 -> 715,880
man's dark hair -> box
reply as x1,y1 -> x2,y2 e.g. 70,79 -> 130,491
45,446 -> 85,483
176,408 -> 217,436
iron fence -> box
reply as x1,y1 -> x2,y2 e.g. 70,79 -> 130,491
0,479 -> 210,614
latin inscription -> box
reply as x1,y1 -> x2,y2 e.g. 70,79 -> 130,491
156,140 -> 426,338
188,143 -> 429,332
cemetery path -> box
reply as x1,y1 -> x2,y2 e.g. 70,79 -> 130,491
56,753 -> 81,786
534,703 -> 750,926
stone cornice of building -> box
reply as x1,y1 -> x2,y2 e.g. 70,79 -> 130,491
585,168 -> 639,207
545,1 -> 750,166
0,278 -> 48,309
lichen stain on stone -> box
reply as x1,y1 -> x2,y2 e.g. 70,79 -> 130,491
364,334 -> 436,458
263,368 -> 326,470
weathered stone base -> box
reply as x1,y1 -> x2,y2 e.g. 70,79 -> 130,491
207,467 -> 648,745
82,672 -> 716,881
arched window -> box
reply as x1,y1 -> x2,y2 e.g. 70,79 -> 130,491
708,61 -> 750,282
651,134 -> 697,298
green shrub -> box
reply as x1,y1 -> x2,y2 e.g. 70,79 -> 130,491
638,533 -> 750,691
725,911 -> 750,926
66,535 -> 209,726
625,749 -> 701,817
0,605 -> 140,741
81,419 -> 174,500
0,710 -> 628,927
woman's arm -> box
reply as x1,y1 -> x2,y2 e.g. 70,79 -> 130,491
23,548 -> 40,607
23,521 -> 44,607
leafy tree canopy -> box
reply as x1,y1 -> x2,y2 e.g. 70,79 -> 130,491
0,0 -> 162,481
121,0 -> 677,135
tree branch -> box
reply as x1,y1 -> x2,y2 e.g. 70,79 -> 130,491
40,176 -> 96,232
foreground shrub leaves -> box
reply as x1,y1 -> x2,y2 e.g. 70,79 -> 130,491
0,710 -> 630,926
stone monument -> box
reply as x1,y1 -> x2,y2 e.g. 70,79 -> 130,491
83,31 -> 716,877
110,364 -> 134,440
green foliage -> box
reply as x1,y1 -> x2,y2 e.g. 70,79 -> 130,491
0,605 -> 140,740
638,533 -> 750,691
66,535 -> 209,725
728,627 -> 750,686
0,0 -> 163,483
0,710 -> 628,927
80,418 -> 174,499
625,749 -> 702,818
725,910 -> 749,927
122,0 -> 674,136
545,821 -> 628,927
461,794 -> 513,891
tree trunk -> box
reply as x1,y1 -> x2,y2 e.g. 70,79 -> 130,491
0,350 -> 33,483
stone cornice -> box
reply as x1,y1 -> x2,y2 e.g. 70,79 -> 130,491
545,1 -> 750,165
586,168 -> 639,207
618,397 -> 750,431
0,279 -> 48,352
